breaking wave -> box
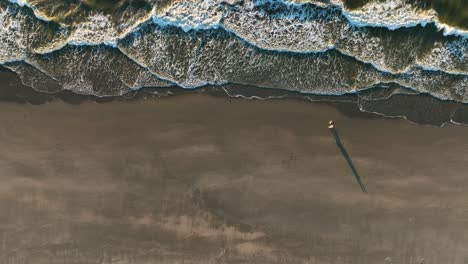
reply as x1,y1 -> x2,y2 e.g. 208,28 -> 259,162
0,0 -> 466,109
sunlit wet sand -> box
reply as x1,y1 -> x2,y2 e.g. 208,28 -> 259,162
0,94 -> 467,263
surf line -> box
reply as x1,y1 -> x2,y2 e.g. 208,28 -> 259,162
328,120 -> 368,193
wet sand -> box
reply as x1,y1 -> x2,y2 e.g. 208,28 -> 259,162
0,94 -> 468,264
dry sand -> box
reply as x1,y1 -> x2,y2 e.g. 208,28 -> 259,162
0,94 -> 467,264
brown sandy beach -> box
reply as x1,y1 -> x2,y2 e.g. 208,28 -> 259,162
0,93 -> 468,264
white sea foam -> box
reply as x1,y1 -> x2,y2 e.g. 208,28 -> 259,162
341,0 -> 436,29
1,0 -> 467,103
7,0 -> 25,6
221,0 -> 467,75
337,0 -> 468,37
7,0 -> 52,22
417,39 -> 468,75
222,0 -> 341,53
0,3 -> 28,63
5,0 -> 467,54
5,0 -> 154,47
152,0 -> 225,31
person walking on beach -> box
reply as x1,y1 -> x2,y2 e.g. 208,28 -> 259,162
328,120 -> 368,193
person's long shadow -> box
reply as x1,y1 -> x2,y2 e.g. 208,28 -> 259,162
329,121 -> 368,193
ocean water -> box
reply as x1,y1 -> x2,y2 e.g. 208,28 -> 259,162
0,0 -> 466,124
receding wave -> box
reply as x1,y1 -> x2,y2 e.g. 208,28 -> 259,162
2,65 -> 468,127
6,46 -> 172,96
